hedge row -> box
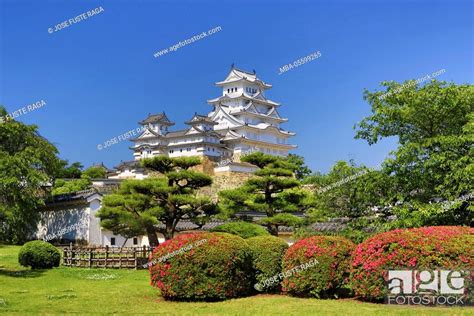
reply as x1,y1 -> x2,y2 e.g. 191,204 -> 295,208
149,226 -> 473,302
17,226 -> 473,303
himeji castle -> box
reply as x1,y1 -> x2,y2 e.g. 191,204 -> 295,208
110,65 -> 296,178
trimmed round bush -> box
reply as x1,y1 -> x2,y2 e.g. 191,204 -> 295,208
210,221 -> 270,239
247,236 -> 289,292
282,236 -> 355,298
149,232 -> 253,301
351,226 -> 474,301
18,240 -> 61,269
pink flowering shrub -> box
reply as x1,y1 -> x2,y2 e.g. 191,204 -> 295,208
350,226 -> 474,301
281,236 -> 355,297
149,232 -> 253,301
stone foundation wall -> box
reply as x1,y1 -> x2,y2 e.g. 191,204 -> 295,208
191,156 -> 218,176
198,171 -> 253,201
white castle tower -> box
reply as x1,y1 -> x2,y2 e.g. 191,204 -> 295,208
112,65 -> 296,178
208,65 -> 296,163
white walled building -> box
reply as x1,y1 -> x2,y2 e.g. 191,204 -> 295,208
111,66 -> 296,177
36,190 -> 150,247
36,189 -> 301,247
37,189 -> 157,247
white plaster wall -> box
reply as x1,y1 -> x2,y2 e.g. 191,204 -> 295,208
36,205 -> 90,242
214,163 -> 258,173
88,197 -> 103,245
168,147 -> 199,157
109,169 -> 147,180
101,231 -> 165,247
255,104 -> 270,113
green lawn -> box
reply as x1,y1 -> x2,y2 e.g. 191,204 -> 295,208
0,245 -> 471,315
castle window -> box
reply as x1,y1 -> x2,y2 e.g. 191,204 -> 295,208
169,149 -> 174,154
180,149 -> 183,152
133,237 -> 138,245
111,237 -> 116,246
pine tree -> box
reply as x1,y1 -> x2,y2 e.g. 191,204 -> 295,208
219,152 -> 312,236
97,156 -> 216,246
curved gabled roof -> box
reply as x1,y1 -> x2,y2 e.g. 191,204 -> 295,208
114,160 -> 141,170
209,104 -> 245,127
185,113 -> 218,125
240,123 -> 296,136
130,127 -> 163,141
215,66 -> 272,89
230,102 -> 288,122
139,112 -> 175,126
222,128 -> 244,141
130,143 -> 165,151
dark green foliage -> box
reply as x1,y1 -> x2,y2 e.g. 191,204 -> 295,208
304,160 -> 388,219
210,221 -> 270,239
56,161 -> 83,179
219,152 -> 313,236
286,154 -> 312,180
82,165 -> 107,179
247,235 -> 288,292
293,224 -> 373,245
52,178 -> 91,196
18,240 -> 61,269
150,232 -> 253,301
97,156 -> 216,245
0,106 -> 63,243
52,165 -> 107,195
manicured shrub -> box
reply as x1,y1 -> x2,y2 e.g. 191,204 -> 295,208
18,240 -> 61,269
210,221 -> 270,239
281,236 -> 355,298
247,236 -> 288,292
149,232 -> 253,301
351,226 -> 474,301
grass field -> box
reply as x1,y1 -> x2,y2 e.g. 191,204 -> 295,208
0,245 -> 472,315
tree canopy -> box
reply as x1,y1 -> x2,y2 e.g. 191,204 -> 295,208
286,154 -> 312,180
219,152 -> 312,236
56,161 -> 83,179
96,156 -> 216,246
0,106 -> 63,243
300,80 -> 473,240
82,165 -> 107,179
355,80 -> 473,227
52,165 -> 108,195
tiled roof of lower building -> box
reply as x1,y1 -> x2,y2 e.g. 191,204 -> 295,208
44,189 -> 101,207
157,215 -> 349,233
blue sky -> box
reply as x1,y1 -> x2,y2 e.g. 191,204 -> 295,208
0,0 -> 472,173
